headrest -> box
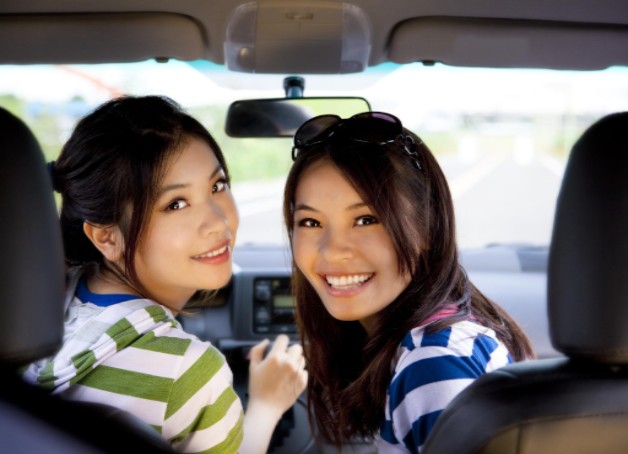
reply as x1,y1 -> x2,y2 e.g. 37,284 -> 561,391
0,107 -> 65,367
549,112 -> 628,363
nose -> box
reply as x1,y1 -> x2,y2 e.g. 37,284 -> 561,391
319,227 -> 353,262
200,198 -> 232,236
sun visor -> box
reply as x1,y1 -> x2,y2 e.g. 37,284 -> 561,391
225,1 -> 370,74
388,17 -> 628,70
0,13 -> 205,64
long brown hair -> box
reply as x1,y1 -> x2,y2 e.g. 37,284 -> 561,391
283,126 -> 534,446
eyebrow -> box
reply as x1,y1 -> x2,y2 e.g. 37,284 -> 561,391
158,165 -> 224,196
294,201 -> 368,212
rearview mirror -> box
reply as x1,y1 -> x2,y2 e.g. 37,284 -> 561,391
225,97 -> 371,138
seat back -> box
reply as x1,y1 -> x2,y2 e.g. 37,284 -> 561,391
0,106 -> 174,453
0,106 -> 65,367
422,111 -> 628,454
549,111 -> 628,361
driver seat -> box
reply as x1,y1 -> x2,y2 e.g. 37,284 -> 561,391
422,111 -> 628,454
0,106 -> 174,453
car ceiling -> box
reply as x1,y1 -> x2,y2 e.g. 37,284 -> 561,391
1,0 -> 627,72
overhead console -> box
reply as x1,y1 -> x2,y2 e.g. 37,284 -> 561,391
224,1 -> 371,73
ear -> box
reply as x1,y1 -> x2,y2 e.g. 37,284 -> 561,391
83,222 -> 125,263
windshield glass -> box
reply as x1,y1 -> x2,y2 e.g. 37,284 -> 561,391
2,61 -> 626,248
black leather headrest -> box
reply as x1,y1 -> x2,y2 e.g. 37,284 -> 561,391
549,112 -> 628,363
0,107 -> 65,367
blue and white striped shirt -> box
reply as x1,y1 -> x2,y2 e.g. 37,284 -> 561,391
378,321 -> 512,453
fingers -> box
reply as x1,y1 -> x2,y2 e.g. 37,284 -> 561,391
249,334 -> 306,374
286,342 -> 303,361
267,334 -> 290,355
246,335 -> 308,410
292,359 -> 308,397
268,336 -> 308,398
295,368 -> 308,394
248,338 -> 270,365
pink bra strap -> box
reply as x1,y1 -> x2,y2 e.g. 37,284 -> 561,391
420,305 -> 461,326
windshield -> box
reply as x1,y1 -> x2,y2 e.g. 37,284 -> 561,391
2,61 -> 626,249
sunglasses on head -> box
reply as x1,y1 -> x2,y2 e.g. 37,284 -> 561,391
291,111 -> 423,171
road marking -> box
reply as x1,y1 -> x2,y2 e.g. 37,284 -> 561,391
449,154 -> 508,200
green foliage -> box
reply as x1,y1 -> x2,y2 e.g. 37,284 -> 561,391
0,98 -> 293,183
188,105 -> 293,183
220,137 -> 293,183
0,95 -> 68,162
0,94 -> 24,117
1,95 -> 586,184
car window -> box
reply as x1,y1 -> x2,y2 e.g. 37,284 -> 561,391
2,61 -> 627,249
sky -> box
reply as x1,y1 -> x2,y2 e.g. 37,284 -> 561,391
2,60 -> 627,120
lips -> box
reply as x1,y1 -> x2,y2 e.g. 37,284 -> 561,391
325,273 -> 373,290
192,242 -> 231,264
193,244 -> 228,259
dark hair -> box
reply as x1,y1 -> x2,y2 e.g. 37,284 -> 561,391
283,123 -> 535,445
51,95 -> 229,299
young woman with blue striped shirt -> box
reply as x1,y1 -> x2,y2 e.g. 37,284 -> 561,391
283,112 -> 534,453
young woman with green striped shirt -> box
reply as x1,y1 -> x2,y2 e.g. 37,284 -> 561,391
24,95 -> 307,454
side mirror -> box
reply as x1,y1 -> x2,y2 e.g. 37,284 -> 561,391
225,97 -> 371,138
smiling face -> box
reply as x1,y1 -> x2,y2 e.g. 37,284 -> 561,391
291,159 -> 411,334
133,136 -> 239,309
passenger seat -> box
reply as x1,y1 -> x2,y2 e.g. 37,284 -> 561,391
0,106 -> 175,453
422,111 -> 628,454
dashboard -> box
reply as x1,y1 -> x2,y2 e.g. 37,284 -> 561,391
178,243 -> 557,453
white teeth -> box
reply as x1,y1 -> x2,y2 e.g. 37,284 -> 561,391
195,245 -> 227,258
325,274 -> 371,289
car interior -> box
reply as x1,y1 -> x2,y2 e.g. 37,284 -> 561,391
1,1 -> 627,453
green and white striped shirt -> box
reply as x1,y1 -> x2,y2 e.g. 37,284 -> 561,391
23,269 -> 243,454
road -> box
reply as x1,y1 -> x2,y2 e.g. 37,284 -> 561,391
232,148 -> 565,249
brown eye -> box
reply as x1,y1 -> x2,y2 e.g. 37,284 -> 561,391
165,198 -> 189,211
213,179 -> 230,194
355,215 -> 378,226
297,218 -> 321,228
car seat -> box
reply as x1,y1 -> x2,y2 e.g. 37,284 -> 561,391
0,106 -> 174,453
422,111 -> 628,454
